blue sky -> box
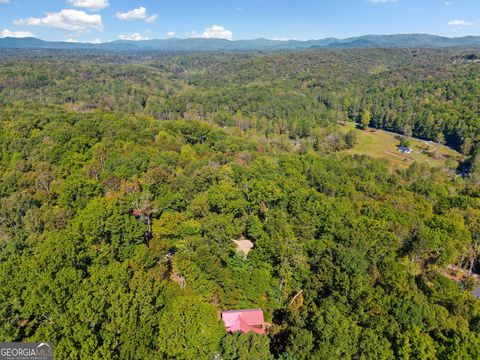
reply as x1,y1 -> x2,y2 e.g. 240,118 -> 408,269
0,0 -> 479,43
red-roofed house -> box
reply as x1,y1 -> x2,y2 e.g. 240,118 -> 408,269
221,309 -> 265,334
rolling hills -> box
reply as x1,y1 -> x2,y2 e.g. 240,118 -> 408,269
1,33 -> 480,51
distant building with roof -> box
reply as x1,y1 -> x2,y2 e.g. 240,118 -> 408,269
473,286 -> 480,299
398,146 -> 413,154
221,309 -> 265,334
232,236 -> 254,256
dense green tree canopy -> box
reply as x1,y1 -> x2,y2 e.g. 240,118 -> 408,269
0,48 -> 480,359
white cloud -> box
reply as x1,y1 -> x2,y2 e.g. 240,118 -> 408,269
118,33 -> 149,41
367,0 -> 397,3
67,0 -> 109,11
166,31 -> 175,37
146,15 -> 158,23
448,19 -> 474,27
194,25 -> 233,40
64,33 -> 80,40
14,9 -> 102,32
0,0 -> 10,3
90,38 -> 101,44
116,7 -> 158,23
65,38 -> 79,43
0,28 -> 34,38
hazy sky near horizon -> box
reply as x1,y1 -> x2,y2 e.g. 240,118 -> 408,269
0,0 -> 479,43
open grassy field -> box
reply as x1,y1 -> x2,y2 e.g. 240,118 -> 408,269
339,123 -> 464,169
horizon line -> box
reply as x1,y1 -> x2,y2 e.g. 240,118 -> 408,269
1,33 -> 480,45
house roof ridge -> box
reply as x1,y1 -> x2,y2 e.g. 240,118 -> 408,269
222,309 -> 263,313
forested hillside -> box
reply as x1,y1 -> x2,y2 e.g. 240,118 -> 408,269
1,49 -> 480,359
1,49 -> 480,157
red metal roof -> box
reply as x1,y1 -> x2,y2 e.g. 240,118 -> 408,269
221,309 -> 265,334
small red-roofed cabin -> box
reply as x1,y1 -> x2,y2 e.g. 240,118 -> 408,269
221,309 -> 265,334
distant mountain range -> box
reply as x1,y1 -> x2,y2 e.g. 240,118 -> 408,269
1,34 -> 480,51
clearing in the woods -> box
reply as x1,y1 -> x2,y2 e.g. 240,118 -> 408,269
339,122 -> 463,169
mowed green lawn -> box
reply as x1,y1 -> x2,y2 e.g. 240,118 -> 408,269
339,123 -> 463,169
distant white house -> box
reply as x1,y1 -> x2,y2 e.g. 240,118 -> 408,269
398,146 -> 413,154
473,286 -> 480,299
